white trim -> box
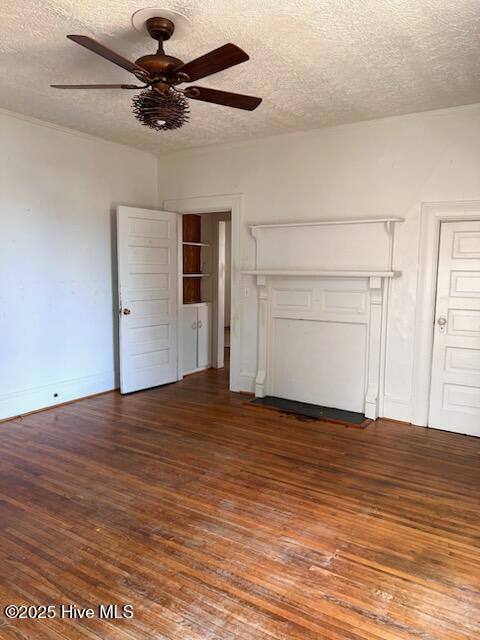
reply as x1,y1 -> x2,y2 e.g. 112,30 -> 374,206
163,194 -> 242,392
182,365 -> 211,376
156,104 -> 480,160
0,370 -> 116,421
0,107 -> 158,159
176,214 -> 184,382
215,220 -> 226,369
412,200 -> 480,426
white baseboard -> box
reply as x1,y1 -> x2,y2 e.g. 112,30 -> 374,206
382,394 -> 413,424
0,370 -> 117,421
1,370 -> 414,424
238,371 -> 255,394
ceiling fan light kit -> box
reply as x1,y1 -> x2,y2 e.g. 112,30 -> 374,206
51,8 -> 262,132
132,87 -> 190,130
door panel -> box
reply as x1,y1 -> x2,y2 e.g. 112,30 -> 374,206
182,306 -> 198,374
453,230 -> 480,258
448,309 -> 480,336
117,207 -> 178,393
429,221 -> 480,436
197,304 -> 211,369
450,272 -> 480,297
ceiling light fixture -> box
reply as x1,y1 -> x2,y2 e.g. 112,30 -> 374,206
131,87 -> 190,130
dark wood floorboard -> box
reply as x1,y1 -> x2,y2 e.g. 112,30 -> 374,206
0,364 -> 479,639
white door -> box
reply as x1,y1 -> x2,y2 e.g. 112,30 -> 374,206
182,305 -> 198,374
429,220 -> 480,436
117,206 -> 178,393
197,304 -> 211,369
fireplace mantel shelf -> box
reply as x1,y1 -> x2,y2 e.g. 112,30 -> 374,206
241,269 -> 399,278
248,217 -> 404,230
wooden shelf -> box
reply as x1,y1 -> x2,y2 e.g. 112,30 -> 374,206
182,301 -> 211,306
183,274 -> 211,278
182,241 -> 210,247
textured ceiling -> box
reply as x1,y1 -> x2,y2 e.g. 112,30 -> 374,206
2,0 -> 480,154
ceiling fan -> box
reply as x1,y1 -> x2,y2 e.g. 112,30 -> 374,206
51,11 -> 262,131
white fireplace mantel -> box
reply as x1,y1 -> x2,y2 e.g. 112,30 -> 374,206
241,217 -> 403,420
248,216 -> 403,231
241,270 -> 398,287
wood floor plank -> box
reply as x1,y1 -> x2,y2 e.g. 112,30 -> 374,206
0,364 -> 479,639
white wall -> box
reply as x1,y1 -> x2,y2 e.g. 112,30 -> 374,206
0,110 -> 158,419
158,103 -> 480,423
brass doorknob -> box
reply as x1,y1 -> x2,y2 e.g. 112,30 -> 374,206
123,308 -> 131,315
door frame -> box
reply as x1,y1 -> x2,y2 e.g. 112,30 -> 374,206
163,194 -> 242,392
215,220 -> 227,370
412,200 -> 480,426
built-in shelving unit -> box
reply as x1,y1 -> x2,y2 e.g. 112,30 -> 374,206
182,214 -> 211,304
181,214 -> 213,376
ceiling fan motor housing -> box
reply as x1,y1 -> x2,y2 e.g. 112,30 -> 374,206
135,17 -> 184,80
135,53 -> 184,78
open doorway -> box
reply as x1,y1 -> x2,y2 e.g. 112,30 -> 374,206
216,218 -> 232,370
223,218 -> 232,366
164,193 -> 241,392
179,211 -> 232,385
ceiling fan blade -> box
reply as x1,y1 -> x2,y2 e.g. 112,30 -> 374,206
51,84 -> 141,89
174,44 -> 249,83
67,35 -> 149,78
185,86 -> 262,111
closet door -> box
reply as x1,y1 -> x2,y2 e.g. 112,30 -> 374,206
182,306 -> 198,374
429,221 -> 480,436
197,304 -> 211,369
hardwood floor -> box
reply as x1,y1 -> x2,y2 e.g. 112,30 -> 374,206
0,366 -> 479,639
